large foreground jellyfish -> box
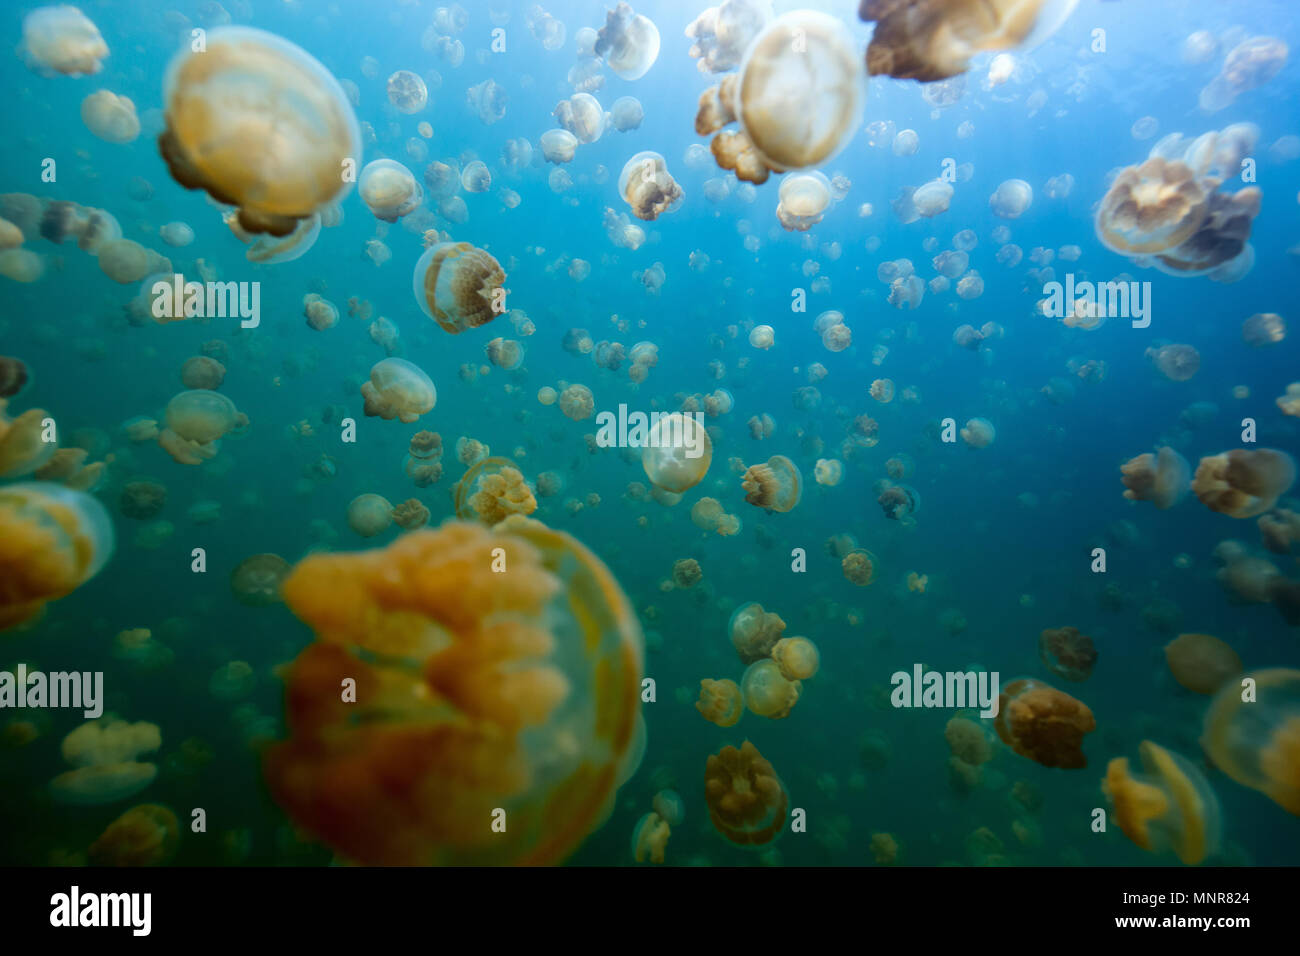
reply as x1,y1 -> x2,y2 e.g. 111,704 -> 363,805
741,454 -> 801,512
1192,448 -> 1296,519
1120,446 -> 1190,509
158,27 -> 360,237
1202,668 -> 1300,816
413,242 -> 508,334
694,11 -> 864,185
995,678 -> 1095,769
1103,741 -> 1221,865
1095,158 -> 1208,255
642,412 -> 712,493
0,482 -> 113,631
704,741 -> 788,847
360,358 -> 436,424
264,516 -> 645,864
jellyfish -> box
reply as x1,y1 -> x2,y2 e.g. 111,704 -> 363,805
209,661 -> 255,702
956,272 -> 984,299
49,719 -> 160,806
1038,626 -> 1097,682
1259,509 -> 1300,556
466,78 -> 507,126
1192,449 -> 1296,519
177,355 -> 225,391
704,741 -> 788,847
0,357 -> 27,399
303,293 -> 339,332
1164,633 -> 1241,695
118,480 -> 166,520
594,2 -> 660,81
1242,313 -> 1284,347
814,458 -> 843,487
556,384 -> 594,423
631,811 -> 670,863
870,379 -> 895,404
697,678 -> 744,727
158,27 -> 359,237
80,90 -> 139,144
555,93 -> 606,144
610,96 -> 644,131
741,455 -> 800,512
945,717 -> 992,766
412,241 -> 507,334
841,548 -> 878,586
686,0 -> 771,74
1146,344 -> 1200,382
1200,36 -> 1288,112
358,359 -> 435,424
387,70 -> 428,114
95,238 -> 152,284
994,678 -> 1094,769
1103,741 -> 1222,865
960,418 -> 995,448
742,659 -> 801,719
1278,384 -> 1300,418
771,637 -> 819,681
359,160 -> 423,223
454,457 -> 537,526
776,172 -> 832,231
1094,158 -> 1209,256
347,494 -> 394,538
1201,668 -> 1300,815
461,161 -> 491,193
230,553 -> 290,607
22,5 -> 108,76
642,413 -> 712,493
748,325 -> 774,349
619,152 -> 683,222
989,179 -> 1033,218
88,804 -> 179,867
540,129 -> 578,164
1120,446 -> 1191,509
1155,188 -> 1260,278
729,602 -> 786,663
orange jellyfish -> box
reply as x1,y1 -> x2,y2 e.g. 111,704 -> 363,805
0,483 -> 114,631
1201,668 -> 1300,815
0,400 -> 57,478
771,636 -> 819,681
1192,448 -> 1296,519
412,241 -> 507,334
1095,158 -> 1209,256
631,811 -> 670,863
453,456 -> 538,525
728,601 -> 787,663
1103,741 -> 1221,865
88,804 -> 180,866
696,678 -> 744,727
1038,626 -> 1097,682
741,659 -> 801,719
230,553 -> 290,607
1164,633 -> 1242,695
994,678 -> 1095,769
1120,446 -> 1190,509
841,548 -> 878,586
704,741 -> 788,847
741,454 -> 801,512
263,516 -> 645,864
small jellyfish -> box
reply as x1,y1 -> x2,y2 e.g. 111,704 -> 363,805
870,379 -> 895,404
742,659 -> 801,719
912,180 -> 953,218
159,221 -> 194,248
771,637 -> 819,681
23,5 -> 108,76
741,455 -> 800,512
454,457 -> 537,525
230,553 -> 290,607
303,293 -> 340,332
594,2 -> 661,81
697,678 -> 744,727
180,355 -> 226,390
97,239 -> 152,284
729,601 -> 787,663
671,557 -> 703,589
642,413 -> 713,493
80,90 -> 140,144
1164,633 -> 1242,695
461,161 -> 491,193
1120,446 -> 1191,510
540,129 -> 579,164
704,741 -> 788,847
558,384 -> 595,422
619,151 -> 683,222
1103,741 -> 1221,865
88,804 -> 179,867
841,548 -> 877,586
748,325 -> 774,349
610,96 -> 644,132
346,493 -> 394,537
361,358 -> 436,424
359,160 -> 424,222
413,242 -> 507,334
49,719 -> 160,806
119,480 -> 166,520
685,0 -> 771,74
1241,313 -> 1284,347
1038,626 -> 1097,682
960,418 -> 995,448
631,811 -> 670,863
995,678 -> 1095,769
387,70 -> 428,114
467,79 -> 508,126
814,458 -> 843,487
989,179 -> 1033,218
1201,668 -> 1300,815
209,661 -> 255,701
1146,343 -> 1200,382
776,172 -> 832,231
945,717 -> 992,766
892,129 -> 919,156
485,337 -> 523,370
1192,448 -> 1296,519
555,92 -> 607,144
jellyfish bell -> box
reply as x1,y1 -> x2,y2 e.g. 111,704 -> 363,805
23,5 -> 108,76
741,454 -> 801,512
776,171 -> 832,231
540,129 -> 578,164
1201,668 -> 1300,815
555,92 -> 607,144
359,159 -> 424,222
618,151 -> 683,222
1120,446 -> 1190,509
361,358 -> 436,424
412,241 -> 507,334
642,413 -> 713,493
610,96 -> 644,132
81,90 -> 140,144
230,553 -> 290,606
386,70 -> 428,114
989,178 -> 1032,218
705,741 -> 788,847
594,2 -> 661,81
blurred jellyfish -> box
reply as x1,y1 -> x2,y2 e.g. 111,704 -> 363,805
555,93 -> 607,143
210,661 -> 255,701
776,172 -> 832,231
705,741 -> 788,846
1181,30 -> 1216,65
1192,449 -> 1296,519
1038,626 -> 1097,682
413,241 -> 507,334
730,602 -> 786,662
346,493 -> 394,537
387,70 -> 428,114
303,293 -> 339,332
80,90 -> 139,143
594,2 -> 660,81
1164,633 -> 1242,695
619,152 -> 683,222
1201,668 -> 1300,815
486,337 -> 524,370
230,553 -> 290,607
631,811 -> 670,863
1200,36 -> 1288,112
540,129 -> 578,163
501,138 -> 533,172
0,357 -> 28,399
912,180 -> 953,218
1103,741 -> 1221,864
88,804 -> 179,867
466,79 -> 507,125
960,417 -> 995,448
741,455 -> 800,512
989,179 -> 1032,218
892,129 -> 919,156
1242,313 -> 1284,347
814,458 -> 843,487
1120,446 -> 1190,509
742,659 -> 801,719
610,96 -> 644,131
888,275 -> 925,310
159,221 -> 194,248
1094,158 -> 1210,256
955,272 -> 984,299
158,27 -> 359,237
23,6 -> 108,76
50,719 -> 160,806
423,160 -> 461,199
841,548 -> 878,586
995,678 -> 1095,769
685,0 -> 771,74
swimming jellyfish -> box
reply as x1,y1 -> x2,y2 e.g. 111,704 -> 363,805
618,152 -> 683,222
359,160 -> 424,222
594,2 -> 661,81
741,659 -> 801,719
989,179 -> 1033,218
1038,626 -> 1097,682
230,553 -> 291,607
361,358 -> 436,424
776,172 -> 832,231
23,5 -> 108,76
994,678 -> 1095,769
1120,446 -> 1191,509
741,455 -> 801,512
642,413 -> 713,493
1103,740 -> 1221,864
1164,633 -> 1242,695
1191,449 -> 1296,519
80,90 -> 140,144
49,719 -> 160,806
771,636 -> 819,681
412,242 -> 507,334
1201,668 -> 1300,815
704,741 -> 788,847
729,601 -> 786,663
697,678 -> 744,727
386,70 -> 428,114
88,804 -> 179,867
346,494 -> 394,538
453,456 -> 538,525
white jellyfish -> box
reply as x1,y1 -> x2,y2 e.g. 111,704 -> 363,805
594,2 -> 661,81
776,172 -> 832,231
989,178 -> 1033,218
359,159 -> 424,222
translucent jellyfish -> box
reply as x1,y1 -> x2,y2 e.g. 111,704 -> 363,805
1201,668 -> 1300,815
118,480 -> 166,520
1155,189 -> 1260,278
956,272 -> 984,299
619,152 -> 683,222
302,293 -> 339,332
1094,158 -> 1209,256
264,517 -> 644,864
50,719 -> 160,806
888,275 -> 925,310
642,413 -> 713,493
995,678 -> 1095,769
0,357 -> 27,399
697,678 -> 744,727
892,129 -> 919,156
558,384 -> 595,422
1278,383 -> 1300,418
671,557 -> 703,588
485,337 -> 523,371
230,553 -> 290,607
540,129 -> 578,164
346,494 -> 394,538
729,601 -> 786,663
610,96 -> 644,132
776,172 -> 832,231
1164,633 -> 1241,695
989,179 -> 1033,218
359,160 -> 423,222
158,27 -> 360,237
704,741 -> 788,846
460,161 -> 491,193
594,2 -> 660,81
748,325 -> 774,349
1181,30 -> 1216,65
412,242 -> 507,334
1103,740 -> 1221,865
423,160 -> 461,199
95,238 -> 151,284
1192,449 -> 1296,519
381,70 -> 426,114
742,659 -> 801,719
209,660 -> 255,701
466,79 -> 507,126
1120,446 -> 1191,509
870,379 -> 895,404
454,457 -> 537,525
741,455 -> 801,512
960,417 -> 995,448
1200,36 -> 1288,112
912,180 -> 953,218
685,0 -> 770,74
555,93 -> 606,144
814,458 -> 843,487
80,90 -> 139,144
360,358 -> 435,424
841,548 -> 878,586
1038,626 -> 1097,682
771,636 -> 819,681
1242,313 -> 1284,347
23,6 -> 108,76
945,717 -> 992,766
631,811 -> 670,863
88,804 -> 179,867
822,322 -> 851,352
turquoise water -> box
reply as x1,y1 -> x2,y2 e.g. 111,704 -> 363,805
1,0 -> 1298,866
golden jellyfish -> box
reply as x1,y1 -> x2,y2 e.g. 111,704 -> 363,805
80,90 -> 140,144
347,493 -> 394,538
671,557 -> 703,588
595,2 -> 660,81
456,436 -> 490,467
486,337 -> 524,370
858,0 -> 1078,81
741,454 -> 801,512
907,571 -> 928,593
1164,633 -> 1241,695
1120,446 -> 1191,509
558,384 -> 595,422
652,789 -> 684,827
88,804 -> 179,867
1192,448 -> 1296,519
771,636 -> 819,681
180,355 -> 226,390
555,93 -> 607,144
631,811 -> 670,863
1242,312 -> 1284,347
994,678 -> 1095,769
392,499 -> 430,532
0,401 -> 57,478
618,151 -> 683,222
642,412 -> 712,493
814,458 -> 843,487
386,70 -> 427,114
777,172 -> 832,232
1278,383 -> 1300,418
230,553 -> 290,607
96,238 -> 152,284
1146,343 -> 1200,382
0,248 -> 45,283
1202,668 -> 1300,816
960,417 -> 995,448
158,26 -> 359,237
841,548 -> 877,586
945,716 -> 992,766
454,456 -> 537,525
869,832 -> 899,865
729,601 -> 786,663
704,741 -> 788,847
1103,741 -> 1221,865
22,5 -> 108,76
50,719 -> 160,806
869,378 -> 895,403
742,659 -> 801,719
162,389 -> 245,464
412,242 -> 507,334
1095,158 -> 1209,256
748,325 -> 774,349
303,293 -> 339,332
361,358 -> 436,424
264,516 -> 644,864
697,678 -> 744,727
359,159 -> 423,222
0,482 -> 113,630
1038,626 -> 1097,682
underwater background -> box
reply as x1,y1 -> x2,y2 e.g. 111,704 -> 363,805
0,0 -> 1298,866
